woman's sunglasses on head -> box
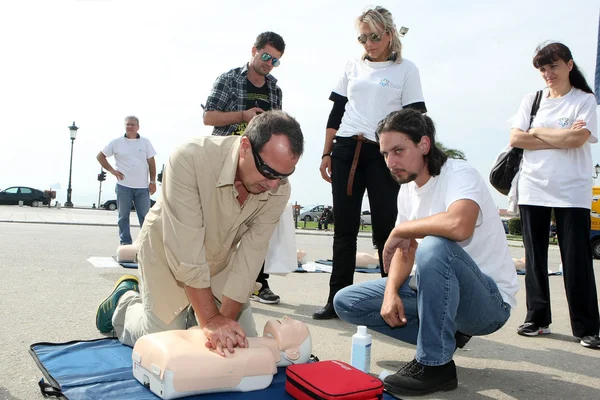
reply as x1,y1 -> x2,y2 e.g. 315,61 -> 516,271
250,141 -> 294,180
358,32 -> 383,44
261,52 -> 281,67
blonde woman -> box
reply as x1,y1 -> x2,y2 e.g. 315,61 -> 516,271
314,6 -> 426,319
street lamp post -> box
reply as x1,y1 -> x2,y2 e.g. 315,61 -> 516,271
64,121 -> 79,208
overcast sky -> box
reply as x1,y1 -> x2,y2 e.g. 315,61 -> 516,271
1,0 -> 598,210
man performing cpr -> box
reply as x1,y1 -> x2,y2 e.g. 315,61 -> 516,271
94,111 -> 304,356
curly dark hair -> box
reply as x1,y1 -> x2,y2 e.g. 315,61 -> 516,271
254,32 -> 286,54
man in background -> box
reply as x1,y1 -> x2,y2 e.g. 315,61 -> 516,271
97,115 -> 156,245
203,31 -> 285,304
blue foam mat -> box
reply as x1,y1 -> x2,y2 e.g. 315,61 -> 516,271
29,338 -> 396,400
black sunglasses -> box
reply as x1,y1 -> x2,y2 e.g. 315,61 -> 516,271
358,32 -> 383,44
260,52 -> 281,67
249,141 -> 294,180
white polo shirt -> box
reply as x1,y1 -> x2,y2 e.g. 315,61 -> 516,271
333,57 -> 425,142
102,135 -> 157,189
512,87 -> 597,208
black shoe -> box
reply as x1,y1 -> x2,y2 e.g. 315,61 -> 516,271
580,335 -> 600,349
455,331 -> 472,350
384,359 -> 458,397
517,322 -> 551,337
312,303 -> 338,320
251,287 -> 281,304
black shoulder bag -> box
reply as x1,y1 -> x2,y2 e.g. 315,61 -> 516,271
489,90 -> 543,195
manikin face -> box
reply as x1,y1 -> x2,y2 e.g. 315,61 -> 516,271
237,135 -> 297,195
250,44 -> 283,77
358,22 -> 391,61
379,131 -> 430,186
538,58 -> 573,89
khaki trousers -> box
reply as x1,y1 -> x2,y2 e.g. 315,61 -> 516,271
112,290 -> 257,347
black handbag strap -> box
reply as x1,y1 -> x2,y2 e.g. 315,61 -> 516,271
529,90 -> 543,126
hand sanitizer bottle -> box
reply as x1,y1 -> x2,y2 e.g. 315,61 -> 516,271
351,325 -> 372,373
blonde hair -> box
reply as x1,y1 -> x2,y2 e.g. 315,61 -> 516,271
356,6 -> 402,63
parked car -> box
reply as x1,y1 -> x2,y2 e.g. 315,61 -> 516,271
360,210 -> 372,225
299,204 -> 325,222
101,199 -> 156,211
502,220 -> 509,234
0,186 -> 49,207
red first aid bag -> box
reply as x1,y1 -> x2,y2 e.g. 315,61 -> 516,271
285,360 -> 384,399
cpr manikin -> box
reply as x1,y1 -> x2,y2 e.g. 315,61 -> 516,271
132,316 -> 312,399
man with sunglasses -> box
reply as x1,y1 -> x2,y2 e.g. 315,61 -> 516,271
203,31 -> 286,304
95,111 -> 304,356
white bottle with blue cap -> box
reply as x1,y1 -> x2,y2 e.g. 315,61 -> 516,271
350,325 -> 372,373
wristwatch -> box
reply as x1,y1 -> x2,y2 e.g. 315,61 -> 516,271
150,181 -> 156,184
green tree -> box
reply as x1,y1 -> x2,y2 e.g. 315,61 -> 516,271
437,142 -> 466,160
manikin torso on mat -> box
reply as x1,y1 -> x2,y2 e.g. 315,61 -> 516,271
132,316 -> 312,400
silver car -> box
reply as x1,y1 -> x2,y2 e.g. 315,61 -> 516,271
360,210 -> 372,225
299,204 -> 325,222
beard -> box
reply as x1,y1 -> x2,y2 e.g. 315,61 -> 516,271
252,62 -> 269,77
390,169 -> 417,185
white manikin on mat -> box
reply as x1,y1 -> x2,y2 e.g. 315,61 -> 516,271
132,316 -> 312,399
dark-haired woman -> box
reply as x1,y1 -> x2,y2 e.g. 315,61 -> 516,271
313,6 -> 426,320
510,42 -> 599,348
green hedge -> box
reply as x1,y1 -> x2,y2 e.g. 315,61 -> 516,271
508,217 -> 521,235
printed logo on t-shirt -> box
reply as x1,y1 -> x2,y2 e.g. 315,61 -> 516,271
558,117 -> 570,128
379,78 -> 390,87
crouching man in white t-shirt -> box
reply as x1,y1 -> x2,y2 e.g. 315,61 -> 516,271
333,109 -> 519,397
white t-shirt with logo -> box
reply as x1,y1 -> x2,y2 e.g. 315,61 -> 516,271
396,159 -> 519,308
333,57 -> 425,142
102,136 -> 157,189
511,87 -> 598,208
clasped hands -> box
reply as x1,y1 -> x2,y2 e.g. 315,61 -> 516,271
202,313 -> 249,357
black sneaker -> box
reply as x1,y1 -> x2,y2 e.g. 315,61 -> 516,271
517,322 -> 551,337
455,331 -> 472,350
580,335 -> 600,349
251,287 -> 280,304
383,359 -> 458,396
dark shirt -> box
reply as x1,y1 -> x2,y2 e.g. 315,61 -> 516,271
203,64 -> 282,136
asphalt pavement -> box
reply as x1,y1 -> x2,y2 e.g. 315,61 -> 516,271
0,205 -> 598,400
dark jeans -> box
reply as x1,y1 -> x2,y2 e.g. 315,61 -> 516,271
520,205 -> 600,337
328,136 -> 399,303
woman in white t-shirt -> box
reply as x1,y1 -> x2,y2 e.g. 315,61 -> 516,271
313,6 -> 426,320
510,42 -> 599,348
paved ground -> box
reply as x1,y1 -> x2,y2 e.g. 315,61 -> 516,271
0,205 -> 598,400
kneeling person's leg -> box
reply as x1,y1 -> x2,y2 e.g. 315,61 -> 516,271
334,278 -> 419,345
414,236 -> 511,366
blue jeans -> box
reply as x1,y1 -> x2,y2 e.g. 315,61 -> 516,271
334,236 -> 511,366
116,184 -> 151,245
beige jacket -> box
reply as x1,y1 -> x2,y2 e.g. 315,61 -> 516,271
137,136 -> 290,324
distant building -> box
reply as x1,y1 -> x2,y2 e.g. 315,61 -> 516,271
498,208 -> 517,219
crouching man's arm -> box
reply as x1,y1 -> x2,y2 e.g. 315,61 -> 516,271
383,198 -> 480,270
380,199 -> 480,327
381,241 -> 417,328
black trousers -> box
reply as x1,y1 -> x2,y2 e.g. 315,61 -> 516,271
520,205 -> 600,337
328,137 -> 399,303
256,263 -> 269,289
